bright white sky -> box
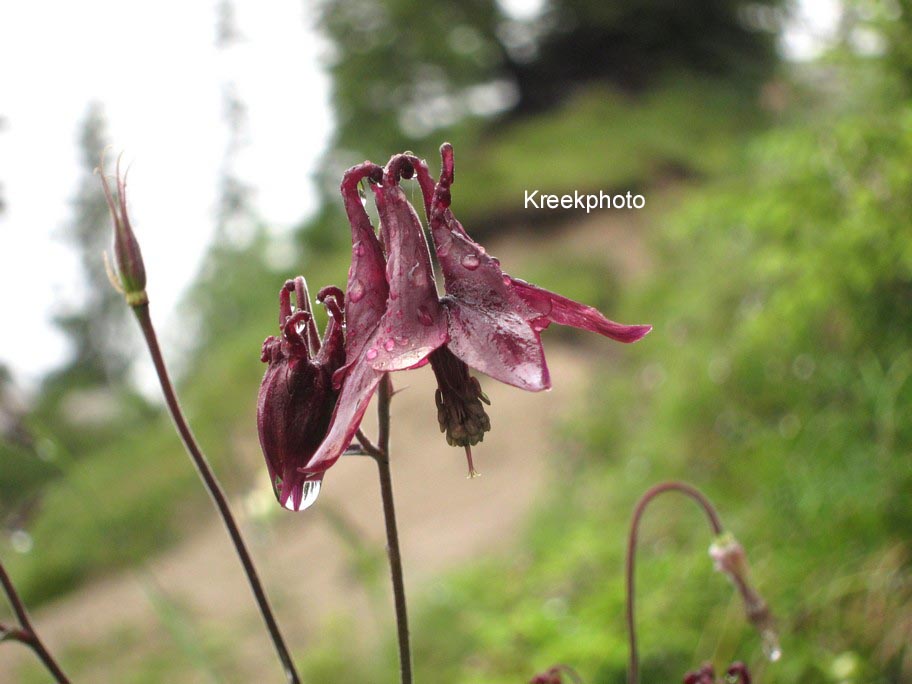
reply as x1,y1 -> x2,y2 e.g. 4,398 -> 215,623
0,0 -> 841,387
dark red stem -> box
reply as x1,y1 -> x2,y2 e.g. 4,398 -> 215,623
0,559 -> 70,682
626,482 -> 724,684
133,304 -> 300,684
373,374 -> 412,684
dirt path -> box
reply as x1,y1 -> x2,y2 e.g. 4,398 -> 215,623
1,208 -> 656,682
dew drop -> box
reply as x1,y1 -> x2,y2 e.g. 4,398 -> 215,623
284,480 -> 322,511
11,529 -> 33,554
366,348 -> 379,360
761,630 -> 782,662
353,242 -> 365,257
349,279 -> 365,303
502,275 -> 511,286
384,338 -> 396,351
461,254 -> 480,270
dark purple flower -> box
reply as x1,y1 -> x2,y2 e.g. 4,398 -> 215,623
683,663 -> 716,684
257,277 -> 345,510
302,146 -> 651,477
529,664 -> 583,684
683,661 -> 751,684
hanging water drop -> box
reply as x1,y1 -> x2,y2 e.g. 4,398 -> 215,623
461,254 -> 480,270
284,480 -> 322,511
761,629 -> 782,662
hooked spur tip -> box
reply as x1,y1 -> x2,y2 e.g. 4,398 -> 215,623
629,324 -> 653,342
439,143 -> 455,183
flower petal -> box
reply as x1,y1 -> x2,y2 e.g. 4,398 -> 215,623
508,276 -> 653,343
301,348 -> 384,476
340,162 -> 388,364
443,298 -> 551,391
366,160 -> 448,372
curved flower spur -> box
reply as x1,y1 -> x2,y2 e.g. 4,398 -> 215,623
257,277 -> 346,510
302,145 -> 651,480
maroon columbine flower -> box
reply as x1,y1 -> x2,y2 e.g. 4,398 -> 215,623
302,146 -> 651,478
529,664 -> 583,684
257,277 -> 346,510
683,661 -> 751,684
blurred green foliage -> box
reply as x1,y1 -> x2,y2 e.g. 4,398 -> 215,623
367,81 -> 912,684
316,0 -> 782,187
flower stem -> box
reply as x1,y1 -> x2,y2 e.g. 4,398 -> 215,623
133,304 -> 300,684
0,559 -> 70,683
626,481 -> 723,684
373,374 -> 413,684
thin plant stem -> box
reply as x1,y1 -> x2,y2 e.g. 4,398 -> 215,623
626,481 -> 724,684
372,374 -> 412,684
0,560 -> 70,683
133,304 -> 300,684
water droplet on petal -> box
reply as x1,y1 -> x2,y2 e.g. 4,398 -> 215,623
417,307 -> 434,326
366,348 -> 379,360
399,337 -> 409,346
384,338 -> 396,351
353,242 -> 365,257
349,279 -> 365,303
284,480 -> 321,511
502,275 -> 511,286
461,254 -> 480,270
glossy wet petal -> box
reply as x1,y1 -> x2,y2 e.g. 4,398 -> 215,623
366,168 -> 448,372
508,276 -> 652,342
443,298 -> 551,391
340,162 -> 388,365
300,344 -> 384,476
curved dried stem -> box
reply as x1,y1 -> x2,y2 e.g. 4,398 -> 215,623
626,482 -> 724,684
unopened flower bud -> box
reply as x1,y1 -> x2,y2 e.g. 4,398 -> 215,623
97,154 -> 147,307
